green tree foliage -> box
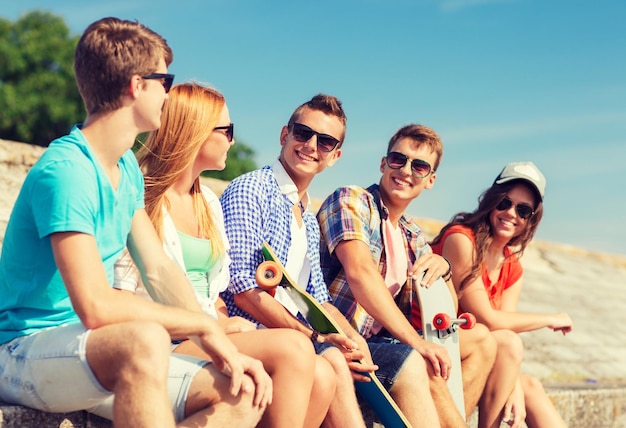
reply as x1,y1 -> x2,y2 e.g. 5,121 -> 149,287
202,141 -> 257,181
0,11 -> 83,146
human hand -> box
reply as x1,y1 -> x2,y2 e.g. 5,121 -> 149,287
550,313 -> 573,335
237,352 -> 273,408
195,320 -> 270,405
409,253 -> 450,287
218,316 -> 257,334
414,340 -> 452,379
502,380 -> 526,427
322,333 -> 378,381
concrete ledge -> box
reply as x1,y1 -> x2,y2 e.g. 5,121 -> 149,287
0,402 -> 111,428
3,384 -> 626,427
545,384 -> 626,428
362,383 -> 626,427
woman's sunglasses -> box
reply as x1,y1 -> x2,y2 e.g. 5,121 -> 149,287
213,123 -> 234,142
141,73 -> 175,93
291,123 -> 341,152
385,151 -> 433,178
495,197 -> 534,220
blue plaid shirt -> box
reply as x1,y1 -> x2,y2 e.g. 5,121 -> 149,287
317,184 -> 431,338
220,163 -> 331,325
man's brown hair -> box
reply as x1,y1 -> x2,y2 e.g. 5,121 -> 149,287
74,17 -> 173,114
387,124 -> 443,171
287,94 -> 347,145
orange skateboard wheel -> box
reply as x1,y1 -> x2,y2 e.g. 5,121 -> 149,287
256,261 -> 282,297
459,313 -> 476,329
433,313 -> 451,330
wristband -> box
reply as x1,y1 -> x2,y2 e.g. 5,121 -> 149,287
310,329 -> 319,343
442,257 -> 452,281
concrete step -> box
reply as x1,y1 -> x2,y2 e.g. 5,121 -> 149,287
0,403 -> 111,428
363,383 -> 626,428
466,384 -> 626,428
2,384 -> 626,427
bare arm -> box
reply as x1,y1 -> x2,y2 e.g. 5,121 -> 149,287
126,209 -> 203,312
234,282 -> 378,380
443,233 -> 573,334
234,288 -> 314,336
51,214 -> 266,399
334,239 -> 452,377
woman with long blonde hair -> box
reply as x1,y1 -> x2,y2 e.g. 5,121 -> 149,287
118,82 -> 334,427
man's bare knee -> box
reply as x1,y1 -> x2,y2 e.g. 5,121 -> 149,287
87,321 -> 171,389
393,351 -> 429,391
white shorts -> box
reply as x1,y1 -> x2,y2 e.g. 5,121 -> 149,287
0,323 -> 207,422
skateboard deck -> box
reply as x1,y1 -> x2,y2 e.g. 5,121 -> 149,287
257,242 -> 411,428
413,274 -> 474,420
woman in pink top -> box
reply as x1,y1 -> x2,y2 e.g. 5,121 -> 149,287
431,162 -> 573,428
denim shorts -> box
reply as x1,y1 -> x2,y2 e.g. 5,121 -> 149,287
366,335 -> 414,390
313,340 -> 335,355
0,323 -> 207,422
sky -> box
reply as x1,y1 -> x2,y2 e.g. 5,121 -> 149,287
2,0 -> 625,256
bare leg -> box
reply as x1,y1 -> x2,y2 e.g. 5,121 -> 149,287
86,321 -> 180,427
390,351 -> 440,428
428,371 -> 466,428
179,360 -> 262,428
522,374 -> 566,428
320,347 -> 366,428
459,324 -> 497,417
176,328 -> 322,428
307,356 -> 336,428
478,330 -> 523,428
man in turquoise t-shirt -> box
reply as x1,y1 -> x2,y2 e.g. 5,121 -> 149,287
0,129 -> 142,340
0,17 -> 270,427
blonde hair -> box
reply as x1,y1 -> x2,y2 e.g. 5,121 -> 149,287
137,82 -> 225,261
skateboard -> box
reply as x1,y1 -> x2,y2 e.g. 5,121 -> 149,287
256,242 -> 412,428
412,274 -> 475,420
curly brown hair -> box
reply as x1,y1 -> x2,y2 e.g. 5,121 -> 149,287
431,179 -> 543,292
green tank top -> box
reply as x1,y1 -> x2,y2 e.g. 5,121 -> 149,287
177,231 -> 216,297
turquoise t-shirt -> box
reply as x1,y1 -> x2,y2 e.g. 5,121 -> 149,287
0,125 -> 145,344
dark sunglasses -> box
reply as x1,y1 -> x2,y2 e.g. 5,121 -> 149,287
385,151 -> 433,178
141,73 -> 175,93
213,123 -> 234,142
291,123 -> 341,152
495,197 -> 534,220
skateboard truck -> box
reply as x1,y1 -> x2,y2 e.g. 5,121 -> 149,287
432,312 -> 476,339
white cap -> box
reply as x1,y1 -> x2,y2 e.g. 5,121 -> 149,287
494,161 -> 546,200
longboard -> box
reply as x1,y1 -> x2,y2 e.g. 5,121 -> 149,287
256,242 -> 411,428
413,274 -> 475,419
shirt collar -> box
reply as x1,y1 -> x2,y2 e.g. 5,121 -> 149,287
272,159 -> 311,210
366,183 -> 421,234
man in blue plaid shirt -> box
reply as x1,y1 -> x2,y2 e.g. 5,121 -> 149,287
317,124 -> 499,426
221,95 -> 441,427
